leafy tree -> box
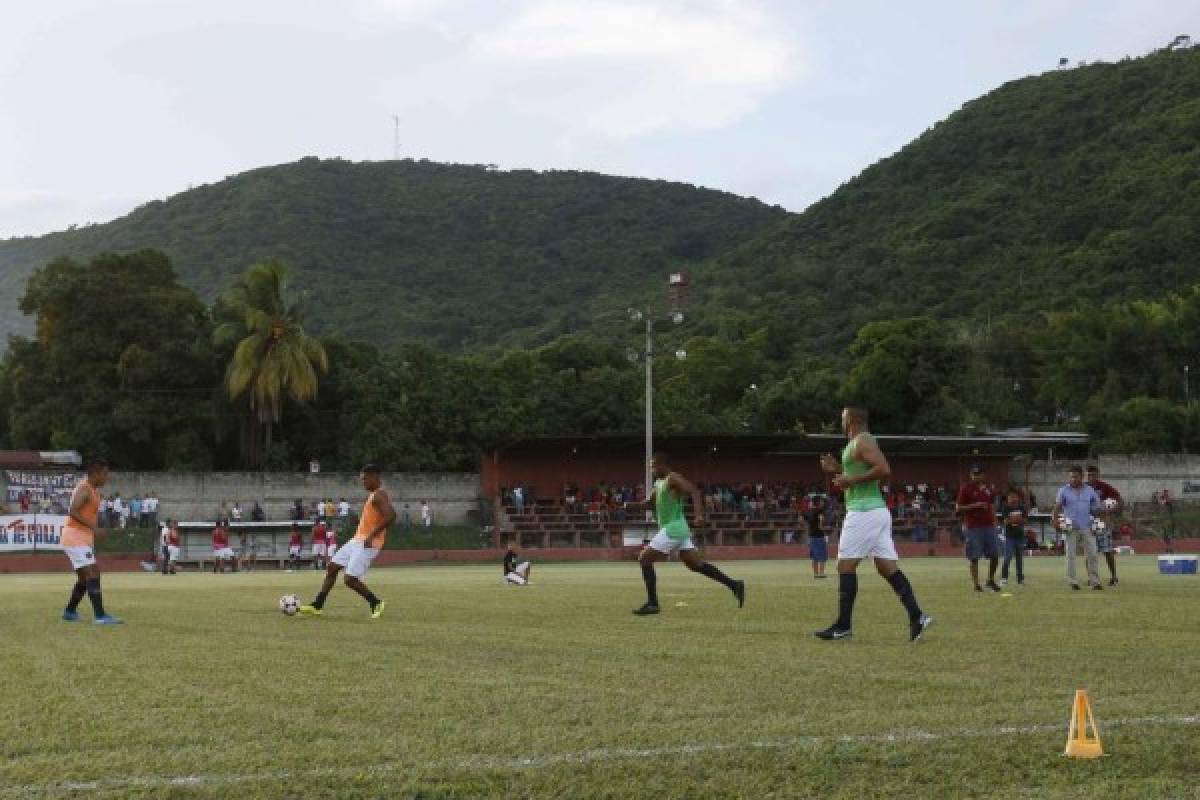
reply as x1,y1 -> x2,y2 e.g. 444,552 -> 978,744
215,261 -> 328,466
2,251 -> 218,467
844,317 -> 970,432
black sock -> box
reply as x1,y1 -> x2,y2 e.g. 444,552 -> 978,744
85,577 -> 106,618
640,561 -> 659,606
698,562 -> 738,590
887,570 -> 922,623
836,572 -> 858,629
313,590 -> 329,610
66,580 -> 87,612
362,590 -> 381,608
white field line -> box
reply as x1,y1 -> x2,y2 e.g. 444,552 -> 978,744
2,714 -> 1197,797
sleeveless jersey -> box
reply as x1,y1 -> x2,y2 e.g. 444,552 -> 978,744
842,434 -> 885,512
655,478 -> 690,540
61,480 -> 100,548
354,490 -> 388,549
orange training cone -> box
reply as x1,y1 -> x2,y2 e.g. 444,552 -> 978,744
1063,689 -> 1104,759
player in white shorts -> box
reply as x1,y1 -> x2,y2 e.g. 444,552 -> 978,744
300,465 -> 395,619
503,547 -> 532,585
311,519 -> 328,570
815,407 -> 931,642
625,452 -> 744,615
60,458 -> 123,624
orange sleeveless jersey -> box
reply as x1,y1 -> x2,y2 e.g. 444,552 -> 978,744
354,490 -> 388,549
61,480 -> 100,548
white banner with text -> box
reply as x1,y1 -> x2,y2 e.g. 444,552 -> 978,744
0,514 -> 67,551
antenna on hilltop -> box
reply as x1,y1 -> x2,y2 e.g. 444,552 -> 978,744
392,115 -> 401,160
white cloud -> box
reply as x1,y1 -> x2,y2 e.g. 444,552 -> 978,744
467,0 -> 800,137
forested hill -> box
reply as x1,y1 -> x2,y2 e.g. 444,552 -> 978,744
691,44 -> 1200,355
0,159 -> 789,349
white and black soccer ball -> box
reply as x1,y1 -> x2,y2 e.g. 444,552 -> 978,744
1103,497 -> 1119,511
279,594 -> 300,616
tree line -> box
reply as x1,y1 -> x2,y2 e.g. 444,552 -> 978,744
1,250 -> 1198,471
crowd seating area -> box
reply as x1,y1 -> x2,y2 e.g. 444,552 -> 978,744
496,496 -> 970,549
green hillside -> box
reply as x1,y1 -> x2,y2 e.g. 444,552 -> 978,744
690,44 -> 1200,355
0,159 -> 790,350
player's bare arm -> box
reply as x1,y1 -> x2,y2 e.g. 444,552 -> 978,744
819,453 -> 840,474
68,483 -> 97,535
371,490 -> 398,536
667,472 -> 706,526
832,437 -> 890,489
625,492 -> 657,514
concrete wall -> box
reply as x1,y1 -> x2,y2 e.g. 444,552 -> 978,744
1013,455 -> 1200,509
103,472 -> 481,524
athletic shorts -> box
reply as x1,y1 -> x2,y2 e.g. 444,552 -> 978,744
311,543 -> 327,556
504,571 -> 527,585
808,535 -> 828,562
63,546 -> 96,570
214,547 -> 235,559
1094,529 -> 1113,553
646,529 -> 696,554
964,527 -> 1000,561
289,546 -> 301,557
331,538 -> 379,579
837,508 -> 898,560
167,545 -> 181,561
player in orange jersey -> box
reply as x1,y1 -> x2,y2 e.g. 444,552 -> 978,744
299,465 -> 395,619
61,458 -> 123,624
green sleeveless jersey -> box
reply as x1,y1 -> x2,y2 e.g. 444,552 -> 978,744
842,434 -> 885,512
655,478 -> 691,540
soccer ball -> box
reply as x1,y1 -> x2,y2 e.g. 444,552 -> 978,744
279,594 -> 300,616
1103,497 -> 1119,511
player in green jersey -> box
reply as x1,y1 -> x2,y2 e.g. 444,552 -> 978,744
815,407 -> 932,642
626,452 -> 745,615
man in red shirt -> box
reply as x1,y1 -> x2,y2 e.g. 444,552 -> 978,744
311,519 -> 328,570
1086,465 -> 1123,586
956,464 -> 1001,592
287,524 -> 303,572
212,519 -> 235,573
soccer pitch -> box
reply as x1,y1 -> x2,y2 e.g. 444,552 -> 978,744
2,558 -> 1198,799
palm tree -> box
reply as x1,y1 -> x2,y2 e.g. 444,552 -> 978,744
215,261 -> 328,466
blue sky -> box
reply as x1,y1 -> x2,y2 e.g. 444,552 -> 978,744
1,0 -> 1197,237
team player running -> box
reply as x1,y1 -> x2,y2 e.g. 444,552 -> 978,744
300,465 -> 394,619
816,407 -> 932,641
626,452 -> 745,615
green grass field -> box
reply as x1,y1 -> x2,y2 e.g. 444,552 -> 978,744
2,557 -> 1198,799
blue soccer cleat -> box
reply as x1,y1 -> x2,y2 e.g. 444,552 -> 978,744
94,615 -> 124,625
62,610 -> 80,621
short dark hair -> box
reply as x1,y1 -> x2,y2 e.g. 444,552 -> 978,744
1069,465 -> 1084,476
361,464 -> 381,475
1086,465 -> 1099,473
86,457 -> 109,472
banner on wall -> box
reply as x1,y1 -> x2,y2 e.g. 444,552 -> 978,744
3,471 -> 79,515
0,514 -> 67,552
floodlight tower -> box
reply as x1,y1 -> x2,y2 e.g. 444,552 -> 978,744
627,271 -> 691,505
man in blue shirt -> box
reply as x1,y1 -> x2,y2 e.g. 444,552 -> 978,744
1052,466 -> 1103,591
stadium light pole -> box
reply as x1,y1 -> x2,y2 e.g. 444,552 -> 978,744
627,300 -> 687,513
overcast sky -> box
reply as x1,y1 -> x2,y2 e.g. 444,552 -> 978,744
2,0 -> 1197,238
